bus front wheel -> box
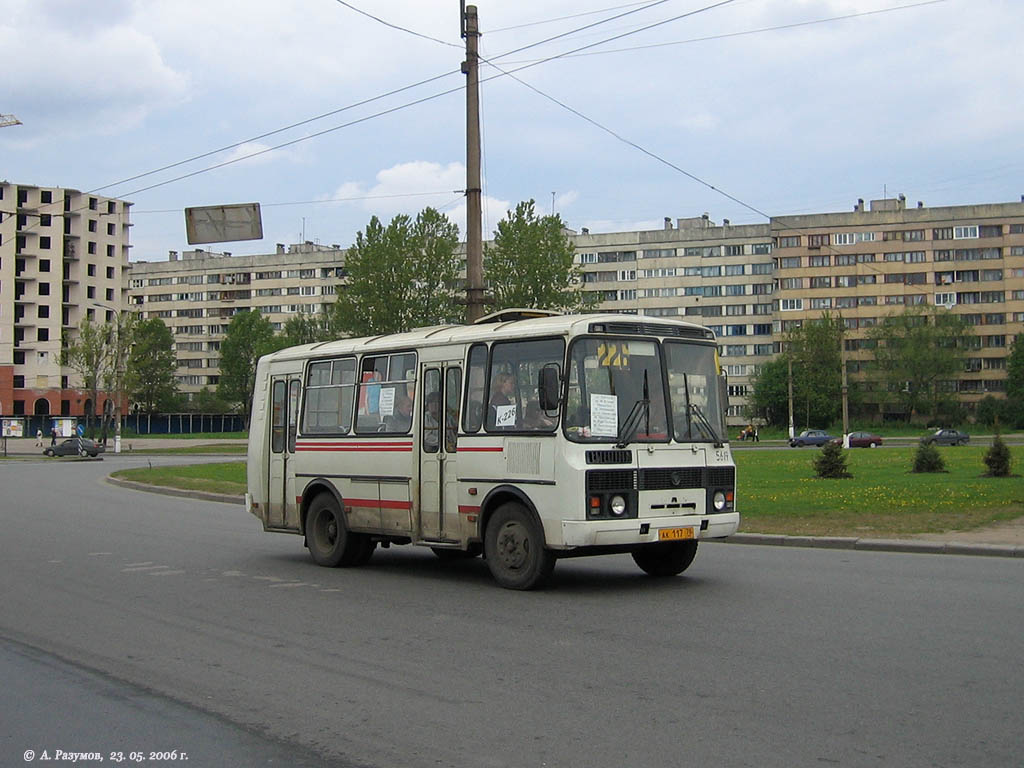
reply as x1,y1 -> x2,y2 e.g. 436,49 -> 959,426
632,541 -> 699,577
484,503 -> 555,590
306,494 -> 365,567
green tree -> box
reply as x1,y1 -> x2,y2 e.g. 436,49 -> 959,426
1007,334 -> 1024,427
61,318 -> 110,434
333,207 -> 462,336
866,306 -> 968,421
218,310 -> 277,418
786,313 -> 845,429
281,310 -> 335,347
813,440 -> 852,479
747,356 -> 790,428
983,433 -> 1012,477
485,199 -> 595,312
912,441 -> 946,473
126,317 -> 177,413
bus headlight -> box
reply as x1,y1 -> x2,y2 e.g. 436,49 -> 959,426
609,495 -> 627,516
713,491 -> 727,511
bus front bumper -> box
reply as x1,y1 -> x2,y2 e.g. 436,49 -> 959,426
559,512 -> 739,548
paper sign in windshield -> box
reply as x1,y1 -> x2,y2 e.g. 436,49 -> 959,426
495,404 -> 517,428
590,394 -> 618,437
378,387 -> 396,417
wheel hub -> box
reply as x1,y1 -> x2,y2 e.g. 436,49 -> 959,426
496,522 -> 529,570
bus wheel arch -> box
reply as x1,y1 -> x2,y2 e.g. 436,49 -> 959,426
299,479 -> 344,538
303,486 -> 371,568
477,486 -> 542,545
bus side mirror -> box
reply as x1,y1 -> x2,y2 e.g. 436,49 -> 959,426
538,365 -> 560,411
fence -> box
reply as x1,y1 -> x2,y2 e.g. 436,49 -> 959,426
16,413 -> 246,437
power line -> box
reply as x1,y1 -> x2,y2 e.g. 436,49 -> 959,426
130,189 -> 464,214
500,0 -> 948,62
488,1 -> 661,33
331,0 -> 461,48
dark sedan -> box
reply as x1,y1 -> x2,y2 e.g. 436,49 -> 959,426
789,429 -> 836,447
846,431 -> 883,448
43,437 -> 105,458
921,429 -> 970,447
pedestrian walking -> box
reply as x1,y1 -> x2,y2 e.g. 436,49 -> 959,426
35,429 -> 43,447
50,427 -> 57,446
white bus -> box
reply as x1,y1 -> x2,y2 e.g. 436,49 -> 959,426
246,311 -> 738,589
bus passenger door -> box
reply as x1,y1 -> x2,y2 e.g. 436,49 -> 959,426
419,364 -> 461,541
267,377 -> 300,530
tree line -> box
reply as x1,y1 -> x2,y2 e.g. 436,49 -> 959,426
63,200 -> 593,419
747,307 -> 1024,429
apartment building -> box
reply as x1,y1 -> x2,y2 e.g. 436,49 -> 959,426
127,243 -> 346,395
770,197 -> 1024,412
573,215 -> 776,422
0,182 -> 131,420
126,195 -> 1023,422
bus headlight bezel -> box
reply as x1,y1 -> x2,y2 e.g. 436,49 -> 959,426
609,495 -> 627,517
713,490 -> 727,511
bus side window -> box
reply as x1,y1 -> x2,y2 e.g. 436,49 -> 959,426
462,343 -> 487,433
271,380 -> 286,453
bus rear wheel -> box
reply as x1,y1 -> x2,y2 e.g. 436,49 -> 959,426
484,503 -> 555,590
632,541 -> 699,577
306,494 -> 365,567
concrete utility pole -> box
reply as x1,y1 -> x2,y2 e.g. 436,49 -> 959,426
462,3 -> 485,322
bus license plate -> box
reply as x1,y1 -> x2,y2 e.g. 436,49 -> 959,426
659,527 -> 694,541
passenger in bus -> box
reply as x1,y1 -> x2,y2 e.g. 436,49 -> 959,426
524,402 -> 556,430
423,392 -> 441,449
488,372 -> 517,428
385,395 -> 414,432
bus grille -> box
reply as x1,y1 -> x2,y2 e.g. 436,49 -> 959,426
586,450 -> 632,465
591,321 -> 712,340
586,469 -> 637,492
587,466 -> 735,493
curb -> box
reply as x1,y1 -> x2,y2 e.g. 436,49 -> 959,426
714,532 -> 1024,558
105,475 -> 244,506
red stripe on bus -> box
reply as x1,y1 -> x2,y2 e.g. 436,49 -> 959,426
457,446 -> 503,453
458,505 -> 481,515
347,498 -> 413,510
296,441 -> 413,448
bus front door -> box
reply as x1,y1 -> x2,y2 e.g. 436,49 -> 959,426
419,364 -> 461,541
267,376 -> 300,530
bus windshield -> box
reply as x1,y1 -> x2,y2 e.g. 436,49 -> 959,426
664,341 -> 726,444
565,338 -> 669,443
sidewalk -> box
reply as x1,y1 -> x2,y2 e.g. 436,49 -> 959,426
2,436 -> 246,454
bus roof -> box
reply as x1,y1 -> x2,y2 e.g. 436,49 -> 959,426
259,313 -> 716,364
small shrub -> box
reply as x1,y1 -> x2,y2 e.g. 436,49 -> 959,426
814,440 -> 852,479
912,442 -> 946,473
983,434 -> 1012,477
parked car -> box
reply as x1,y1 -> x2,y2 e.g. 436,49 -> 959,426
789,429 -> 836,447
43,437 -> 105,458
921,429 -> 969,446
845,431 -> 883,448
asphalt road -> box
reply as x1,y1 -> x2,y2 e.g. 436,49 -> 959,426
2,456 -> 1022,767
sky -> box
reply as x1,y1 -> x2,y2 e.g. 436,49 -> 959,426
2,0 -> 1022,261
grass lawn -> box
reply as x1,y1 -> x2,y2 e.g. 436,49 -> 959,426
736,445 -> 1024,537
129,443 -> 248,455
113,462 -> 247,496
110,446 -> 1024,538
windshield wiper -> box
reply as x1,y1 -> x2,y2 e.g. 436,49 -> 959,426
615,371 -> 650,449
681,374 -> 724,447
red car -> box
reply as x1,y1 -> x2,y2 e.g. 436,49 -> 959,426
845,431 -> 883,448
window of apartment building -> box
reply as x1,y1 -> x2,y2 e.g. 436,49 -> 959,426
1008,224 -> 1024,234
106,222 -> 115,236
777,236 -> 801,248
857,274 -> 876,285
683,266 -> 702,277
618,289 -> 637,301
935,293 -> 956,306
87,241 -> 96,255
255,271 -> 282,280
833,233 -> 856,246
751,262 -> 773,274
724,264 -> 744,276
810,276 -> 831,289
984,335 -> 1006,347
778,256 -> 801,269
725,304 -> 746,315
640,249 -> 674,259
37,328 -> 49,341
752,243 -> 772,254
979,225 -> 1002,238
38,282 -> 50,296
857,253 -> 876,263
808,234 -> 829,248
579,252 -> 598,263
618,269 -> 636,281
88,219 -> 97,232
87,264 -> 96,277
38,306 -> 49,319
703,285 -> 722,297
780,299 -> 803,311
954,225 -> 978,239
751,283 -> 773,295
810,298 -> 832,309
700,246 -> 720,258
808,254 -> 830,267
38,259 -> 50,273
727,385 -> 748,398
724,245 -> 744,256
106,244 -> 114,258
837,296 -> 856,308
106,266 -> 115,279
933,227 -> 953,240
753,344 -> 773,355
106,201 -> 115,214
700,266 -> 720,278
858,296 -> 877,306
256,288 -> 281,296
981,269 -> 1003,281
779,277 -> 803,290
980,291 -> 1004,303
984,358 -> 1007,370
725,284 -> 745,296
86,286 -> 95,299
983,313 -> 1005,324
724,364 -> 747,376
645,307 -> 678,317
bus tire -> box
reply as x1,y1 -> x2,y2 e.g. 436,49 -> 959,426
484,503 -> 555,590
306,494 -> 361,567
632,540 -> 698,577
